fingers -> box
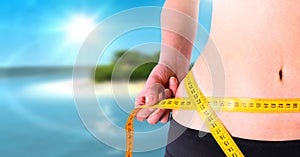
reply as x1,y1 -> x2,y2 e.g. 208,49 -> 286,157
136,89 -> 172,123
147,109 -> 166,124
158,89 -> 171,123
135,95 -> 145,107
159,78 -> 177,123
135,95 -> 156,122
137,91 -> 171,124
136,108 -> 154,122
136,84 -> 162,122
160,109 -> 170,123
135,77 -> 178,124
165,89 -> 172,99
169,76 -> 178,97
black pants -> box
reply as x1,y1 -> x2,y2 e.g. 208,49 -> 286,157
165,119 -> 300,157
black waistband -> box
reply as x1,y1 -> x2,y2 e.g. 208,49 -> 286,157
166,118 -> 300,157
169,118 -> 300,146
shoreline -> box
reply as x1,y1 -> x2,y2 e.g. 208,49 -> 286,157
22,77 -> 146,98
94,80 -> 146,97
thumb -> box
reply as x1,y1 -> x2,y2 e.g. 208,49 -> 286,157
169,76 -> 178,97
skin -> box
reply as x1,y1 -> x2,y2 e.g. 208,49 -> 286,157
135,0 -> 199,124
135,64 -> 178,124
137,0 -> 300,141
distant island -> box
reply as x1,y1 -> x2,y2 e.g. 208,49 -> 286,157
0,50 -> 159,83
94,50 -> 159,82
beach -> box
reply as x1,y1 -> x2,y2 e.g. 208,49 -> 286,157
1,74 -> 165,157
22,77 -> 146,98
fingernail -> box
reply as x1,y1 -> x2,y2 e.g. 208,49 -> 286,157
145,96 -> 152,105
170,77 -> 177,84
165,89 -> 172,97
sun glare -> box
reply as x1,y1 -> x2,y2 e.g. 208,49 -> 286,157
64,15 -> 97,44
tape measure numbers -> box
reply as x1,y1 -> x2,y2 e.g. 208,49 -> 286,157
125,71 -> 300,157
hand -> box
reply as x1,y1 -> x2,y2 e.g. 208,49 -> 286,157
135,63 -> 179,124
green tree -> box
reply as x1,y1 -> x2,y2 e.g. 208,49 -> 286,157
94,50 -> 159,82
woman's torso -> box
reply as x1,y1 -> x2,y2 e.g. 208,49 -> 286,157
173,0 -> 300,141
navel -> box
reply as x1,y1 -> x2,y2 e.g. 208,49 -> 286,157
279,68 -> 283,81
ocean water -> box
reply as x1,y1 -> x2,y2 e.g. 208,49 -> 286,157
0,73 -> 167,157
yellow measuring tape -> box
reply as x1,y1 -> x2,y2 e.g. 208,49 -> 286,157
125,71 -> 300,157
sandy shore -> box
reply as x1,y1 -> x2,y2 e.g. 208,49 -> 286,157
22,77 -> 146,98
94,80 -> 146,97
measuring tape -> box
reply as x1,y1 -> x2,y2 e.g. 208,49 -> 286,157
125,71 -> 300,157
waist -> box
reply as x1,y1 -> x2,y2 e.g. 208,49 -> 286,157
174,68 -> 300,140
173,111 -> 300,141
173,46 -> 300,139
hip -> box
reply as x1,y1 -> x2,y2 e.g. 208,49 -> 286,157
172,110 -> 300,141
165,119 -> 300,157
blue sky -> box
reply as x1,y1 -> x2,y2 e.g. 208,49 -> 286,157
0,0 -> 211,67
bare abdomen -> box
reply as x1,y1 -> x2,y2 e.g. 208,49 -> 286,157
173,0 -> 300,140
